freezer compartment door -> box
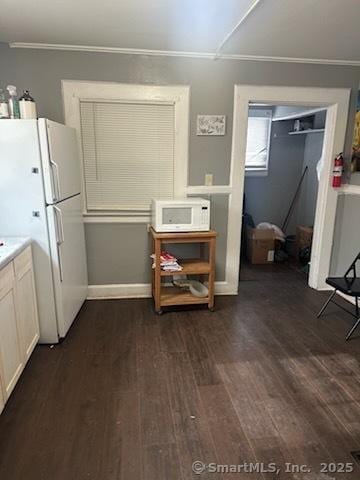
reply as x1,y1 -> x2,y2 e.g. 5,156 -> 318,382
39,119 -> 82,204
47,195 -> 88,338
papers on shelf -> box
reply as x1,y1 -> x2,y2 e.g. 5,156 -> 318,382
150,251 -> 183,272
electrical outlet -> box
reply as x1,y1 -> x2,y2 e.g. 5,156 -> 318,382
205,174 -> 213,186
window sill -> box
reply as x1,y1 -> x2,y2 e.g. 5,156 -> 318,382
245,169 -> 268,177
83,214 -> 151,224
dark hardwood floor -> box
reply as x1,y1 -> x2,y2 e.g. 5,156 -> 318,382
1,264 -> 360,479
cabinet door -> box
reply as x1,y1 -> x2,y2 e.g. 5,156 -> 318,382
14,247 -> 40,361
0,263 -> 23,399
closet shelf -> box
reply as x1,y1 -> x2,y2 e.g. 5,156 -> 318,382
288,128 -> 325,136
272,107 -> 326,122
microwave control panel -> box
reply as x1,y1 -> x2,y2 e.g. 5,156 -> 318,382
200,206 -> 209,224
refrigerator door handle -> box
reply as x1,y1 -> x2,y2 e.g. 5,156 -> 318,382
50,159 -> 61,202
53,206 -> 64,282
54,206 -> 65,245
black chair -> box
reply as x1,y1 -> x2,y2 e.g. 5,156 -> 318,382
317,253 -> 360,341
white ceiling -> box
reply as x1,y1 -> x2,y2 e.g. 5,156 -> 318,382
1,0 -> 360,64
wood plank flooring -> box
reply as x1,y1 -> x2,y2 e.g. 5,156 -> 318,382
1,264 -> 360,479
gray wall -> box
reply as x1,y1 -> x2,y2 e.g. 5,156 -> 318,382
244,119 -> 305,235
297,132 -> 324,226
0,43 -> 359,283
85,194 -> 228,284
350,172 -> 360,186
331,195 -> 360,276
244,123 -> 325,237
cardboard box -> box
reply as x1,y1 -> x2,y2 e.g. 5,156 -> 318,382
246,227 -> 275,264
296,225 -> 313,252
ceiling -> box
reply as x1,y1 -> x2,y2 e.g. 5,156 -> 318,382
1,0 -> 360,64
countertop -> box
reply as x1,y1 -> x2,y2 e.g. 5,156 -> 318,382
0,237 -> 32,270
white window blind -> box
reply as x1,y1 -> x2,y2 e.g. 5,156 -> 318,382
245,109 -> 272,170
80,101 -> 175,211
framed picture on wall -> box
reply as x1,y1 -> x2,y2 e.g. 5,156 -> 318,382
197,115 -> 226,136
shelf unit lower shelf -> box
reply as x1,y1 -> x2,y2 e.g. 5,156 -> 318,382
160,286 -> 209,306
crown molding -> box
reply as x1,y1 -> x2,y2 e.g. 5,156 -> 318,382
9,42 -> 216,59
9,42 -> 360,66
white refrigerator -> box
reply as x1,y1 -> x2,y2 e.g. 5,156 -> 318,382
0,119 -> 88,343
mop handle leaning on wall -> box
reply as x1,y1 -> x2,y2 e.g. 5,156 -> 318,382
281,166 -> 308,233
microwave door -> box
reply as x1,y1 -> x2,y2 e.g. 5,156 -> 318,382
163,206 -> 193,227
160,205 -> 199,232
152,199 -> 210,232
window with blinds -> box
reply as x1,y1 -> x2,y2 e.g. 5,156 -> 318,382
80,101 -> 175,211
245,109 -> 272,171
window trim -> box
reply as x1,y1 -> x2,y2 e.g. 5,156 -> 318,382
62,80 -> 190,221
245,108 -> 272,176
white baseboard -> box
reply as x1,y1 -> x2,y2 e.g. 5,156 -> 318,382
87,283 -> 357,303
87,283 -> 151,299
318,288 -> 356,306
337,290 -> 356,305
214,281 -> 237,295
87,281 -> 235,299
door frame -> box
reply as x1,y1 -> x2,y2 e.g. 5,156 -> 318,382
228,85 -> 350,293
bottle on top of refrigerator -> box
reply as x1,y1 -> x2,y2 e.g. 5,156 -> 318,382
6,85 -> 20,119
0,89 -> 9,118
19,90 -> 37,119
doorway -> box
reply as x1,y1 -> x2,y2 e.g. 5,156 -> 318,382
225,85 -> 350,294
240,103 -> 326,282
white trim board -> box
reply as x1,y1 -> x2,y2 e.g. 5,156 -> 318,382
186,185 -> 232,195
214,0 -> 262,58
337,290 -> 357,307
87,281 -> 233,300
84,216 -> 150,224
9,43 -> 360,67
228,85 -> 350,295
338,184 -> 360,196
83,185 -> 232,223
315,289 -> 357,309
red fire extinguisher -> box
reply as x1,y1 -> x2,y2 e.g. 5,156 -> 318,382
332,153 -> 343,188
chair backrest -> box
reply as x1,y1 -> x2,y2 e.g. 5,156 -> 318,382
344,252 -> 360,279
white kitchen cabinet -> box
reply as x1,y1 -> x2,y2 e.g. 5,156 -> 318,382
0,263 -> 24,399
0,245 -> 39,406
14,247 -> 40,361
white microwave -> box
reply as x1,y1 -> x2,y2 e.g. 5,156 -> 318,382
151,198 -> 210,232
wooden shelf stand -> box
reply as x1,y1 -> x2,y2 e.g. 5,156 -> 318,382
150,228 -> 217,314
